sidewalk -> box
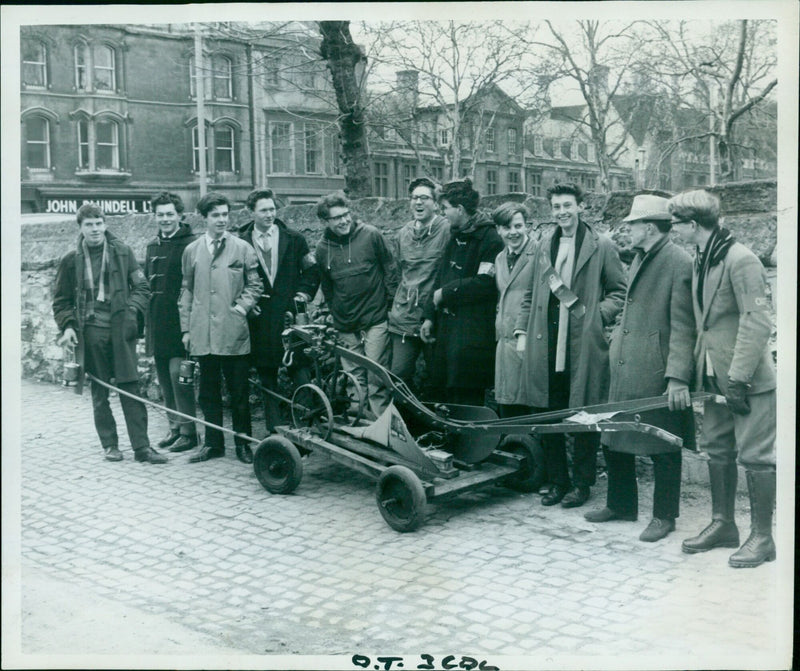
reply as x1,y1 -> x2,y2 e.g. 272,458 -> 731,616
8,379 -> 791,669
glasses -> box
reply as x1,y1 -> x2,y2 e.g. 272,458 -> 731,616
326,212 -> 351,223
410,195 -> 433,202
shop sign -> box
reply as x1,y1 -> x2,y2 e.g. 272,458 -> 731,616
44,198 -> 153,215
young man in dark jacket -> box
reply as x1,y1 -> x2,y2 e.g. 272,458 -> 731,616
315,191 -> 399,418
239,188 -> 320,433
420,178 -> 504,406
53,203 -> 165,463
145,192 -> 198,453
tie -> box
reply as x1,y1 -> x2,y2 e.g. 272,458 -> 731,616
212,238 -> 222,258
260,235 -> 272,275
507,251 -> 519,272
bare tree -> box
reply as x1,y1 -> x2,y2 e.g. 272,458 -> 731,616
515,20 -> 649,192
361,20 -> 531,181
319,21 -> 372,197
644,19 -> 777,183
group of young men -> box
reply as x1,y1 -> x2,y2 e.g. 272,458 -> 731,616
53,177 -> 777,569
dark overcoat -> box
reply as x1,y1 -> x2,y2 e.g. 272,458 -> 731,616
144,223 -> 197,359
423,213 -> 504,391
605,236 -> 697,454
239,218 -> 320,369
53,231 -> 150,394
514,221 -> 626,408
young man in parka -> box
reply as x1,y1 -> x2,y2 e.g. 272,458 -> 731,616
53,203 -> 165,463
145,191 -> 199,453
514,183 -> 626,509
388,177 -> 450,394
584,194 -> 695,542
315,191 -> 399,419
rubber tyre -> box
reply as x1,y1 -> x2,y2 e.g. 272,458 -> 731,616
376,465 -> 427,532
253,436 -> 303,494
500,435 -> 546,493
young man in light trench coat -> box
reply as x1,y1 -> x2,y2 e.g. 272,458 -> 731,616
584,194 -> 696,542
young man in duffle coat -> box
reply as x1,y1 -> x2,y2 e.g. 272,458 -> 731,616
53,203 -> 165,463
584,194 -> 696,543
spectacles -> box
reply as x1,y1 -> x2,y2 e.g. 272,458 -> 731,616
410,195 -> 433,202
326,212 -> 351,223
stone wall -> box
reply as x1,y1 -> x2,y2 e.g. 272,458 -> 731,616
20,180 -> 777,390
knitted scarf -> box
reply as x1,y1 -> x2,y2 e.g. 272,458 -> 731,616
696,226 -> 735,311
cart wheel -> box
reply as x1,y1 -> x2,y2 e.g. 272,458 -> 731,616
500,436 -> 546,493
325,370 -> 365,426
291,383 -> 334,440
253,436 -> 303,494
376,465 -> 427,532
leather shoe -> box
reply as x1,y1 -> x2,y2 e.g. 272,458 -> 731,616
235,444 -> 254,464
541,485 -> 568,506
104,445 -> 123,462
584,506 -> 637,523
169,434 -> 198,453
189,445 -> 225,463
639,517 -> 676,542
561,486 -> 591,508
157,429 -> 181,448
134,447 -> 168,464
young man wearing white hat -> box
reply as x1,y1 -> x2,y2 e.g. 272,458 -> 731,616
584,194 -> 696,542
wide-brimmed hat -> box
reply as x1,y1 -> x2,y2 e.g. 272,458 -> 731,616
622,194 -> 672,223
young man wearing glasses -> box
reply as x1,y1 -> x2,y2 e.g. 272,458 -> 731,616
315,191 -> 399,418
387,177 -> 450,395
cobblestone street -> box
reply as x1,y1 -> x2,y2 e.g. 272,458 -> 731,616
8,379 -> 792,669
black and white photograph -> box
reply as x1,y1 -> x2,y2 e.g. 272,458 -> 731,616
2,2 -> 796,670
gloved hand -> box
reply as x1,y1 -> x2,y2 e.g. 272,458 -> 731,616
725,379 -> 751,415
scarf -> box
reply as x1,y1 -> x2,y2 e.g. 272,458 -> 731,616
82,237 -> 109,320
553,235 -> 576,372
696,226 -> 735,311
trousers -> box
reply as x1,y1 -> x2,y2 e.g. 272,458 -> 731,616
84,325 -> 149,450
338,321 -> 391,418
197,354 -> 251,448
154,355 -> 197,436
603,447 -> 681,519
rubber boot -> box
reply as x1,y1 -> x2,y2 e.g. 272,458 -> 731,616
682,461 -> 739,553
729,470 -> 776,568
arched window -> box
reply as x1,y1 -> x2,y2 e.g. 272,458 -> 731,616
73,112 -> 127,173
24,115 -> 52,169
214,124 -> 235,172
74,41 -> 117,92
212,56 -> 232,99
190,54 -> 233,100
22,39 -> 48,88
191,123 -> 209,172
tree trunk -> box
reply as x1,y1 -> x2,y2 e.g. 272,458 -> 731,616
319,21 -> 372,198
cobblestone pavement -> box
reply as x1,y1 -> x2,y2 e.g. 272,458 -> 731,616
11,379 -> 792,669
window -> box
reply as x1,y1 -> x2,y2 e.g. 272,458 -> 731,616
265,54 -> 282,88
486,169 -> 497,195
508,171 -> 520,192
507,128 -> 518,156
24,116 -> 51,169
94,45 -> 116,91
95,119 -> 119,169
74,42 -> 117,92
431,165 -> 444,182
578,142 -> 588,161
191,54 -> 233,99
439,128 -> 449,146
542,138 -> 554,156
304,123 -> 322,174
191,124 -> 208,173
560,140 -> 572,159
403,164 -> 417,191
374,162 -> 389,197
485,127 -> 496,153
214,125 -> 235,172
270,122 -> 293,174
22,40 -> 47,88
533,135 -> 544,156
76,116 -> 125,173
331,132 -> 342,175
529,171 -> 542,197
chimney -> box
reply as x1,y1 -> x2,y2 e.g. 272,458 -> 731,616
396,70 -> 419,110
